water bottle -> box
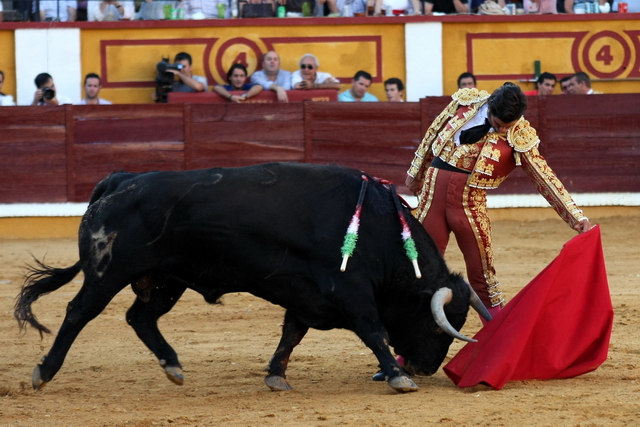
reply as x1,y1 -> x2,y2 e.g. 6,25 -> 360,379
302,1 -> 311,16
217,2 -> 226,18
277,5 -> 286,16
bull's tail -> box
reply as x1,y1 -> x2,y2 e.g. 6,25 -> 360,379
14,259 -> 82,337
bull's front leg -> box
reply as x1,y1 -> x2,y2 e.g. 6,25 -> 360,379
353,319 -> 418,393
264,310 -> 309,391
126,276 -> 187,385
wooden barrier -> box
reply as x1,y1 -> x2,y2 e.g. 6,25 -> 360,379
168,90 -> 338,104
0,94 -> 638,204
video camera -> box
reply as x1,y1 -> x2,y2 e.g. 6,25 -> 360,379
154,58 -> 184,103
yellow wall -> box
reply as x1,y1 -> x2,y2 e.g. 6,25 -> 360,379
443,19 -> 640,95
80,24 -> 406,103
0,30 -> 16,97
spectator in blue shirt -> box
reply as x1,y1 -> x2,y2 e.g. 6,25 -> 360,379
213,63 -> 263,103
338,70 -> 379,102
250,51 -> 292,103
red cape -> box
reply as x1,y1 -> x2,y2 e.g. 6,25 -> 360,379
444,225 -> 613,390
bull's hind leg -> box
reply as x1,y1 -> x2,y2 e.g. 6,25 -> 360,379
126,275 -> 187,385
264,310 -> 309,391
32,276 -> 127,390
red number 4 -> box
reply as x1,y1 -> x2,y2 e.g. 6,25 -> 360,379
596,45 -> 614,66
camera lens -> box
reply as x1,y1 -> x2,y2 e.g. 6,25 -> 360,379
42,87 -> 55,101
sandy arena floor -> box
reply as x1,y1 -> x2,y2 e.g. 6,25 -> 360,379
1,214 -> 639,426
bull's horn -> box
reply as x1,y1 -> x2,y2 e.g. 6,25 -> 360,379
431,288 -> 477,343
468,284 -> 492,322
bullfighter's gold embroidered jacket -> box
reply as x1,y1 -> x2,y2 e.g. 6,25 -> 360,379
407,88 -> 587,228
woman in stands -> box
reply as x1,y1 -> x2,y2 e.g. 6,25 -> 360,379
212,63 -> 263,103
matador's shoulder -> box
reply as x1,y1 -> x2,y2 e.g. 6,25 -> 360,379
507,117 -> 540,153
451,88 -> 491,106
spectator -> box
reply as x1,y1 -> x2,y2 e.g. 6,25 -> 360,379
330,0 -> 362,15
534,0 -> 558,13
376,0 -> 421,14
169,52 -> 208,93
0,70 -> 16,106
317,0 -> 341,15
31,73 -> 72,106
76,0 -> 88,20
39,0 -> 76,21
384,77 -> 404,102
250,51 -> 292,103
17,1 -> 40,21
559,76 -> 571,94
88,0 -> 135,20
564,0 -> 607,13
291,54 -> 341,91
78,73 -> 112,105
338,70 -> 378,102
567,72 -> 601,94
612,0 -> 638,11
424,0 -> 468,14
184,0 -> 232,19
457,72 -> 476,89
523,72 -> 556,96
212,63 -> 263,102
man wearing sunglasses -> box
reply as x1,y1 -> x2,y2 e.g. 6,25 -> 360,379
291,54 -> 341,91
251,50 -> 292,103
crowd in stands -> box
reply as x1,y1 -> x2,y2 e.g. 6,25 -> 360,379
0,0 -> 634,22
457,71 -> 602,95
0,56 -> 606,107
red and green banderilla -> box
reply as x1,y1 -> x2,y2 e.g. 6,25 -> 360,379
340,176 -> 422,279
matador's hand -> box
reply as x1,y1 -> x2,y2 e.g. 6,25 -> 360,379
405,176 -> 423,196
574,218 -> 592,234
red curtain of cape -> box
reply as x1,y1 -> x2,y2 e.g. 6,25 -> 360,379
444,225 -> 613,390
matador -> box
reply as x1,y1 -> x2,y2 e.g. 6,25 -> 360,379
406,83 -> 591,316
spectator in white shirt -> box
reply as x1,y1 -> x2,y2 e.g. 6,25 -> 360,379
291,54 -> 341,91
78,73 -> 112,105
88,0 -> 135,20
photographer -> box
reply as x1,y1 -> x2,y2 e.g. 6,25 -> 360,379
170,52 -> 207,92
154,52 -> 207,103
31,73 -> 71,106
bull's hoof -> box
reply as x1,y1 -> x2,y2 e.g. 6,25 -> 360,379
265,375 -> 293,391
164,366 -> 184,385
32,365 -> 48,390
388,375 -> 419,393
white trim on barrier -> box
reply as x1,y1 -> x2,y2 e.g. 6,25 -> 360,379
1,193 -> 639,217
401,193 -> 640,210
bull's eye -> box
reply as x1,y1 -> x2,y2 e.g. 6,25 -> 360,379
435,327 -> 444,335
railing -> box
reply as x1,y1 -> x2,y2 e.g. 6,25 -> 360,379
0,94 -> 638,203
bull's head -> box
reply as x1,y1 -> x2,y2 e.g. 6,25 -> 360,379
392,275 -> 490,376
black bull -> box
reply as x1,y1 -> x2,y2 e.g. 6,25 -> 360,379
15,162 -> 488,393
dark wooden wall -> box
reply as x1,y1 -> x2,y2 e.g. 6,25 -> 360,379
1,94 -> 638,204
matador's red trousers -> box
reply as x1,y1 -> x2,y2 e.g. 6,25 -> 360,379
419,167 -> 504,308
